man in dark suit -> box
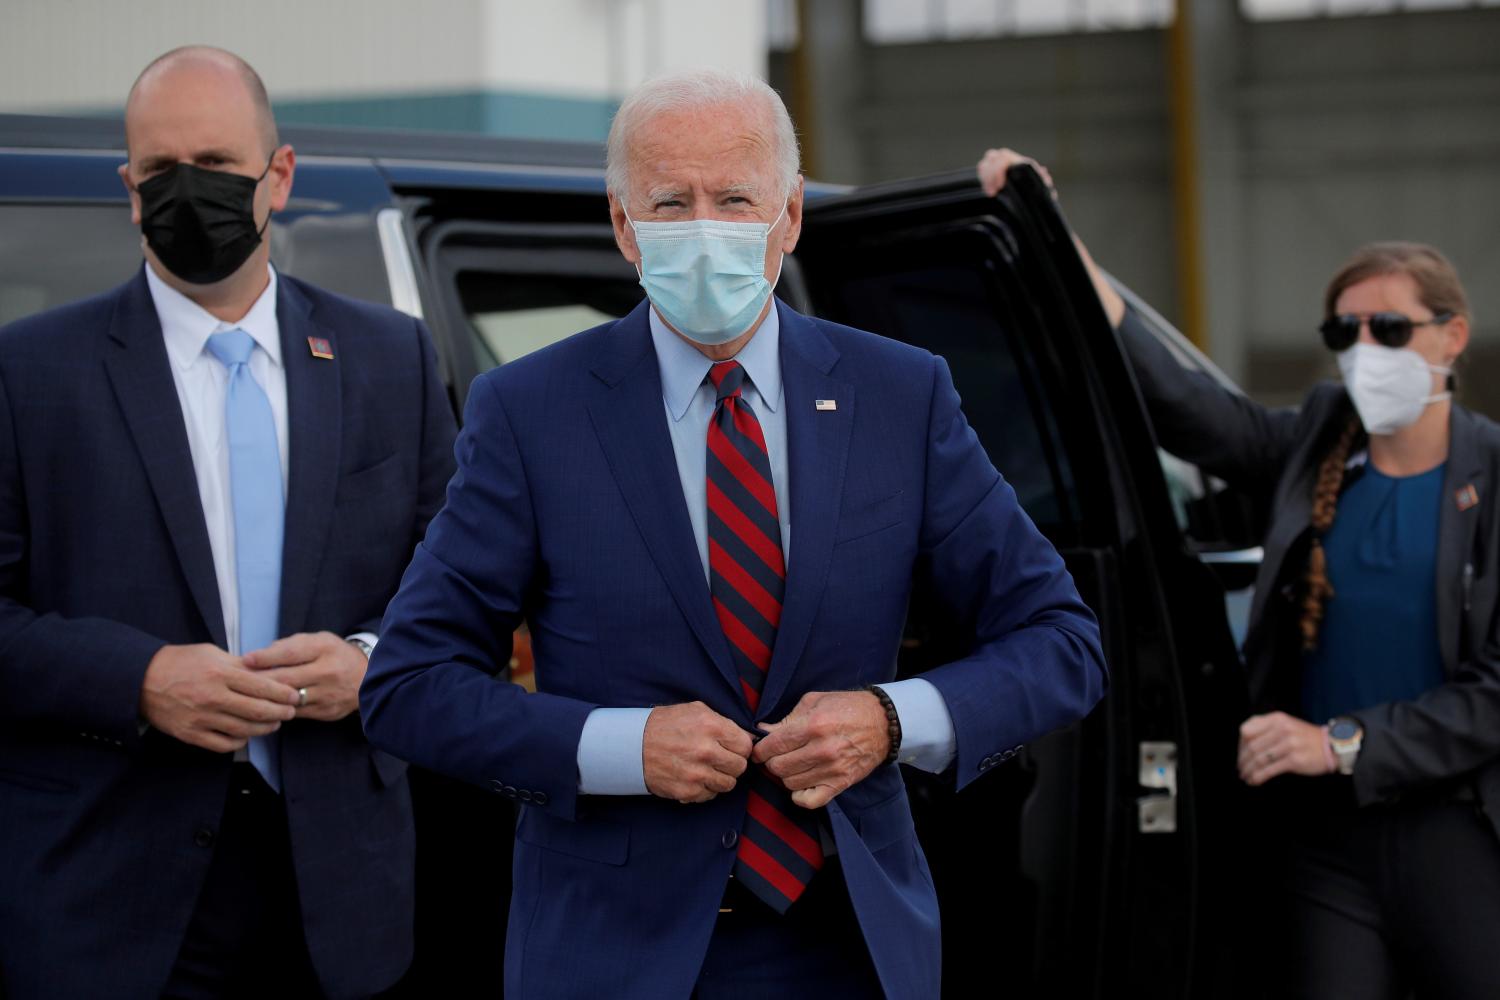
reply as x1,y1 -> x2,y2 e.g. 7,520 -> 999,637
0,47 -> 456,999
361,70 -> 1107,999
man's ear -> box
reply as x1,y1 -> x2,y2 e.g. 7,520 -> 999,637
267,145 -> 296,213
780,176 -> 804,255
609,192 -> 639,265
118,161 -> 142,226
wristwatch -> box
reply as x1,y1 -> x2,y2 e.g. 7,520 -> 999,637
1327,716 -> 1363,775
347,636 -> 374,659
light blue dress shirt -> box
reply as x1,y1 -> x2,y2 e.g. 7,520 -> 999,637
575,305 -> 957,794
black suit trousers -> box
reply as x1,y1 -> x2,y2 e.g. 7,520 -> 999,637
1270,780 -> 1500,999
162,764 -> 323,1000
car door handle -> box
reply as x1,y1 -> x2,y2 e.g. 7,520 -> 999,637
1138,741 -> 1178,834
1196,546 -> 1264,565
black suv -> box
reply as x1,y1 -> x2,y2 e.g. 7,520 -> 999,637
0,114 -> 1266,998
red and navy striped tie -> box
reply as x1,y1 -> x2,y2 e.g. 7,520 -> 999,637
706,360 -> 824,912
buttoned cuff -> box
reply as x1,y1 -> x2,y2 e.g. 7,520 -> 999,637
576,707 -> 653,795
345,632 -> 379,655
877,678 -> 957,773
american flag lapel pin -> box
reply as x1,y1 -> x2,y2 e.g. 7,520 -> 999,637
307,336 -> 334,360
1456,483 -> 1479,512
815,399 -> 837,411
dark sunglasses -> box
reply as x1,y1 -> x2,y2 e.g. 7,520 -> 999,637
1319,311 -> 1452,352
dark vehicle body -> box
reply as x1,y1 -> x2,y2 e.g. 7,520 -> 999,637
0,114 -> 1265,998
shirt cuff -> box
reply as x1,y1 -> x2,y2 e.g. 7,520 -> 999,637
877,678 -> 956,774
576,707 -> 653,795
345,632 -> 379,655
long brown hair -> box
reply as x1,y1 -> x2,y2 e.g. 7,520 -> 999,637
1300,416 -> 1361,650
1300,242 -> 1470,649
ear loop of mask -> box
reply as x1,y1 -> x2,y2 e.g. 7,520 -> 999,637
1424,360 -> 1454,405
253,151 -> 276,240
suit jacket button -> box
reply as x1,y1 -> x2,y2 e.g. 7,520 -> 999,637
194,826 -> 215,848
518,789 -> 533,802
490,779 -> 505,793
534,791 -> 549,806
722,829 -> 739,849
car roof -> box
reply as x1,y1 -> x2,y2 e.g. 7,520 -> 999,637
0,112 -> 605,169
0,113 -> 851,199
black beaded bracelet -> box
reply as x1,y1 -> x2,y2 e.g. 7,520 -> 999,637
866,684 -> 902,766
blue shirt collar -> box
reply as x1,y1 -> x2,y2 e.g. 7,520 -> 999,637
648,304 -> 782,422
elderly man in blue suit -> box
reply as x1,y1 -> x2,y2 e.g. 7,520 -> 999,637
0,48 -> 455,999
361,70 -> 1106,999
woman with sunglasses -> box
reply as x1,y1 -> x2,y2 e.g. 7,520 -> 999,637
980,148 -> 1500,997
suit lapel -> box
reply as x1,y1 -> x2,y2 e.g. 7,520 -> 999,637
1437,405 -> 1484,673
275,276 -> 342,637
757,305 -> 852,720
587,304 -> 740,701
103,269 -> 227,648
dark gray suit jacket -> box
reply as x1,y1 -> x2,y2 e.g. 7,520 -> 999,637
0,268 -> 457,1000
1119,306 -> 1500,839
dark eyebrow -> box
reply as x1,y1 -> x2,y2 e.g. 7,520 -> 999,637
137,148 -> 240,172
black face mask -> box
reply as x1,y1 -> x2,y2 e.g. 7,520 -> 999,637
137,155 -> 274,285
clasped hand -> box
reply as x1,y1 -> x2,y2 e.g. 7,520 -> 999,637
140,631 -> 370,753
643,690 -> 890,809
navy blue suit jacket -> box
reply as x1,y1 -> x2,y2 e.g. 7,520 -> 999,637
0,268 -> 456,1000
361,300 -> 1106,999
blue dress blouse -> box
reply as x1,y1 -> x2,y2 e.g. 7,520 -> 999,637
1301,462 -> 1448,724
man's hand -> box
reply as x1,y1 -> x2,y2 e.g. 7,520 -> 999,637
242,631 -> 369,722
752,691 -> 890,809
140,643 -> 300,753
1238,711 -> 1335,786
643,701 -> 753,804
976,146 -> 1126,329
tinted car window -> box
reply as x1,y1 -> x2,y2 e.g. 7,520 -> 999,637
0,201 -> 393,330
0,205 -> 142,326
814,260 -> 1078,531
455,269 -> 642,370
423,231 -> 642,385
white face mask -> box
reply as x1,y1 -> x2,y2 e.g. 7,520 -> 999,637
1337,342 -> 1451,436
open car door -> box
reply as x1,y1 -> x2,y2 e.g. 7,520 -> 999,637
792,166 -> 1252,998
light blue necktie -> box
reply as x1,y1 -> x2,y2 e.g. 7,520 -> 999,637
206,329 -> 284,792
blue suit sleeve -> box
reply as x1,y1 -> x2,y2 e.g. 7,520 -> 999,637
576,707 -> 652,794
0,361 -> 164,745
914,355 -> 1108,791
360,373 -> 598,820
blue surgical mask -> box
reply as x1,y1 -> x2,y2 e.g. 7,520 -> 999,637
626,204 -> 787,345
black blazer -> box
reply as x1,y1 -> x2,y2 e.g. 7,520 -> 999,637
0,268 -> 457,1000
1118,306 -> 1500,840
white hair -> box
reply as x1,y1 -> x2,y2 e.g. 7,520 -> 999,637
605,69 -> 801,204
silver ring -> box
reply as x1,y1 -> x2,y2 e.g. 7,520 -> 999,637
297,687 -> 308,709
